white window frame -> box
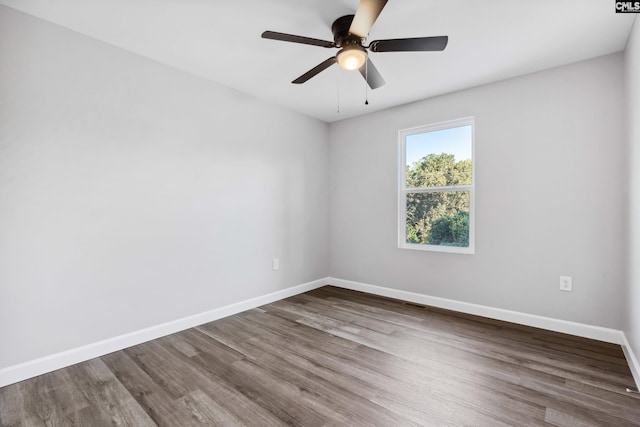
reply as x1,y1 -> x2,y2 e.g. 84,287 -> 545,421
398,117 -> 475,254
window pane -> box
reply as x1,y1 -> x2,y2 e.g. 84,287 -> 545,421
405,125 -> 472,188
406,191 -> 470,247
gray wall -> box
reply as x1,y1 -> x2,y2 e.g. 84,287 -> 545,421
626,18 -> 640,367
329,53 -> 627,329
0,6 -> 330,369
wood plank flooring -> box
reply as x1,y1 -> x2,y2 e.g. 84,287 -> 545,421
1,286 -> 639,426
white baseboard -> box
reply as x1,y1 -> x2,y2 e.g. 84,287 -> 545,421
2,276 -> 633,389
327,277 -> 625,345
621,334 -> 640,390
0,278 -> 328,388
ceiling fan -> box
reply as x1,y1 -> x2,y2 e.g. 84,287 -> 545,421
261,0 -> 448,89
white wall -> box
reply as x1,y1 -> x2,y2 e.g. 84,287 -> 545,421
626,17 -> 640,372
0,6 -> 329,369
329,53 -> 626,329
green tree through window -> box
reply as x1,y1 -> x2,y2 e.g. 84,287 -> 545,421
405,154 -> 471,246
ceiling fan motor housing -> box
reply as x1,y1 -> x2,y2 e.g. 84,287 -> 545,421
331,15 -> 360,47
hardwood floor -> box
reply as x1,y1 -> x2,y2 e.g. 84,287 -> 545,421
1,286 -> 639,426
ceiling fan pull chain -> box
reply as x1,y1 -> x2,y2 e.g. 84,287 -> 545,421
365,59 -> 369,105
337,68 -> 341,113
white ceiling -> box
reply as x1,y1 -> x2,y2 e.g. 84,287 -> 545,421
0,0 -> 635,123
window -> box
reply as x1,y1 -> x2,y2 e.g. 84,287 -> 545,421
398,117 -> 475,253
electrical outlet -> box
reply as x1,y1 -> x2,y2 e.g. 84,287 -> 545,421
559,276 -> 572,292
272,259 -> 279,271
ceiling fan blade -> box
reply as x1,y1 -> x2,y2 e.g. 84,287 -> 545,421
359,57 -> 385,89
369,36 -> 448,52
292,57 -> 338,84
349,0 -> 389,38
262,31 -> 335,48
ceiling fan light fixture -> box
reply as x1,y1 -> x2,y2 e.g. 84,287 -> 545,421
337,45 -> 367,71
